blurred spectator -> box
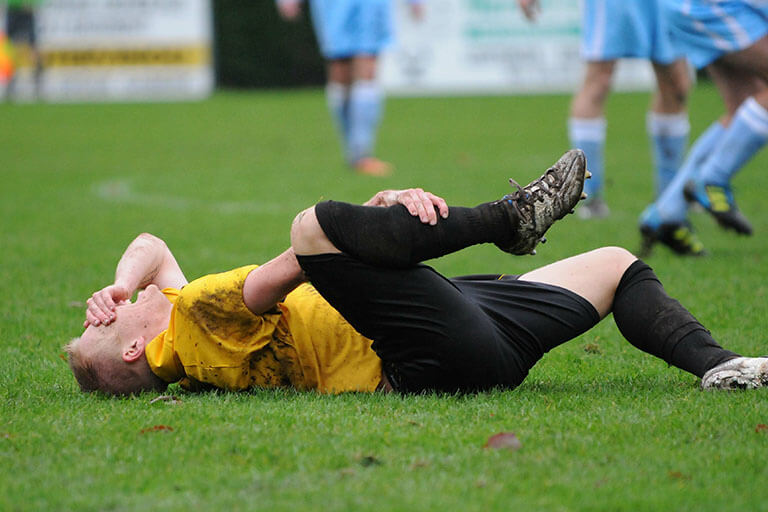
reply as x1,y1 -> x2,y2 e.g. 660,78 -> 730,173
277,0 -> 423,176
4,0 -> 43,100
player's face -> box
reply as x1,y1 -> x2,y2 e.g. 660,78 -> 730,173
80,285 -> 171,351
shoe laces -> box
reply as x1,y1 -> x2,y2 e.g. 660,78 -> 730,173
504,168 -> 560,221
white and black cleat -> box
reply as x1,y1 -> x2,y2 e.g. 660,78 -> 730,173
701,357 -> 768,390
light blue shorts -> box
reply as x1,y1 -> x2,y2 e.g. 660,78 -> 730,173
580,0 -> 682,63
309,0 -> 394,59
665,0 -> 768,69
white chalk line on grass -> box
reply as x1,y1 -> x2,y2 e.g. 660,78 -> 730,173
93,179 -> 290,215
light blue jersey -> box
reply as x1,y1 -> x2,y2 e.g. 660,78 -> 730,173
664,0 -> 768,69
309,0 -> 395,59
580,0 -> 681,63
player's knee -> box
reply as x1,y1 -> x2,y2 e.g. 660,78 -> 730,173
659,80 -> 689,109
290,206 -> 336,255
290,207 -> 315,247
584,67 -> 614,100
592,246 -> 637,278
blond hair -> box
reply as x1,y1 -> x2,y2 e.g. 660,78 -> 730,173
64,336 -> 167,396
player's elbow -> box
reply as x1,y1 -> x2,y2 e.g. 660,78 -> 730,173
134,233 -> 170,255
136,232 -> 165,246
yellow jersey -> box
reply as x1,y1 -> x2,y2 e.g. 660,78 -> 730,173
145,265 -> 382,393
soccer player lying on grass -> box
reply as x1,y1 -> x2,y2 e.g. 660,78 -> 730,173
66,150 -> 768,396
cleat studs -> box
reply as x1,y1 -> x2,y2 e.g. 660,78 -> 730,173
569,209 -> 575,214
540,237 -> 547,244
580,192 -> 588,200
530,249 -> 536,255
585,170 -> 592,179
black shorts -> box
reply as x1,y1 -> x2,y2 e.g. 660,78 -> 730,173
296,253 -> 600,394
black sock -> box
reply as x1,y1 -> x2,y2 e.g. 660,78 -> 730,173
611,260 -> 739,378
314,200 -> 514,268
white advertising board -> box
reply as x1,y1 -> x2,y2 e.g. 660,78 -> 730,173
11,0 -> 213,102
381,0 -> 655,96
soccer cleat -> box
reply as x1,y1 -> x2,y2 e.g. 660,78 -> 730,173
701,357 -> 768,390
683,180 -> 753,235
576,197 -> 610,219
494,149 -> 588,255
638,221 -> 706,257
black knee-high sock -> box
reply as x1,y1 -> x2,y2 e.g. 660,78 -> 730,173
612,260 -> 739,378
314,200 -> 515,268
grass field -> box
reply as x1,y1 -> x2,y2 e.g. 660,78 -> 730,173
2,84 -> 768,511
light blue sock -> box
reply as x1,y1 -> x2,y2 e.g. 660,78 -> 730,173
325,82 -> 350,156
347,80 -> 383,165
647,111 -> 690,196
569,117 -> 606,198
653,121 -> 725,223
698,97 -> 768,186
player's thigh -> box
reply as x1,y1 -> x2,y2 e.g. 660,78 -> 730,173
518,246 -> 636,318
296,254 -> 508,392
296,253 -> 489,352
719,34 -> 768,83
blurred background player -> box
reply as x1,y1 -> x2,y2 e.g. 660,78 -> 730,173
277,0 -> 423,177
567,0 -> 691,219
3,0 -> 42,100
639,0 -> 768,256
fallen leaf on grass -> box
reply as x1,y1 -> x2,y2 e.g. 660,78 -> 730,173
583,343 -> 601,354
149,395 -> 182,405
484,432 -> 522,451
58,352 -> 68,362
668,471 -> 690,481
756,424 -> 768,433
357,454 -> 382,467
140,425 -> 174,434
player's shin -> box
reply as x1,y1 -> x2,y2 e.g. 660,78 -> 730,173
314,200 -> 514,268
611,260 -> 738,377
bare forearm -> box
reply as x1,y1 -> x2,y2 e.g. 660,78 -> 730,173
113,233 -> 167,293
242,247 -> 307,314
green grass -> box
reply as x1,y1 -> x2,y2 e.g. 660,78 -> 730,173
2,85 -> 768,511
